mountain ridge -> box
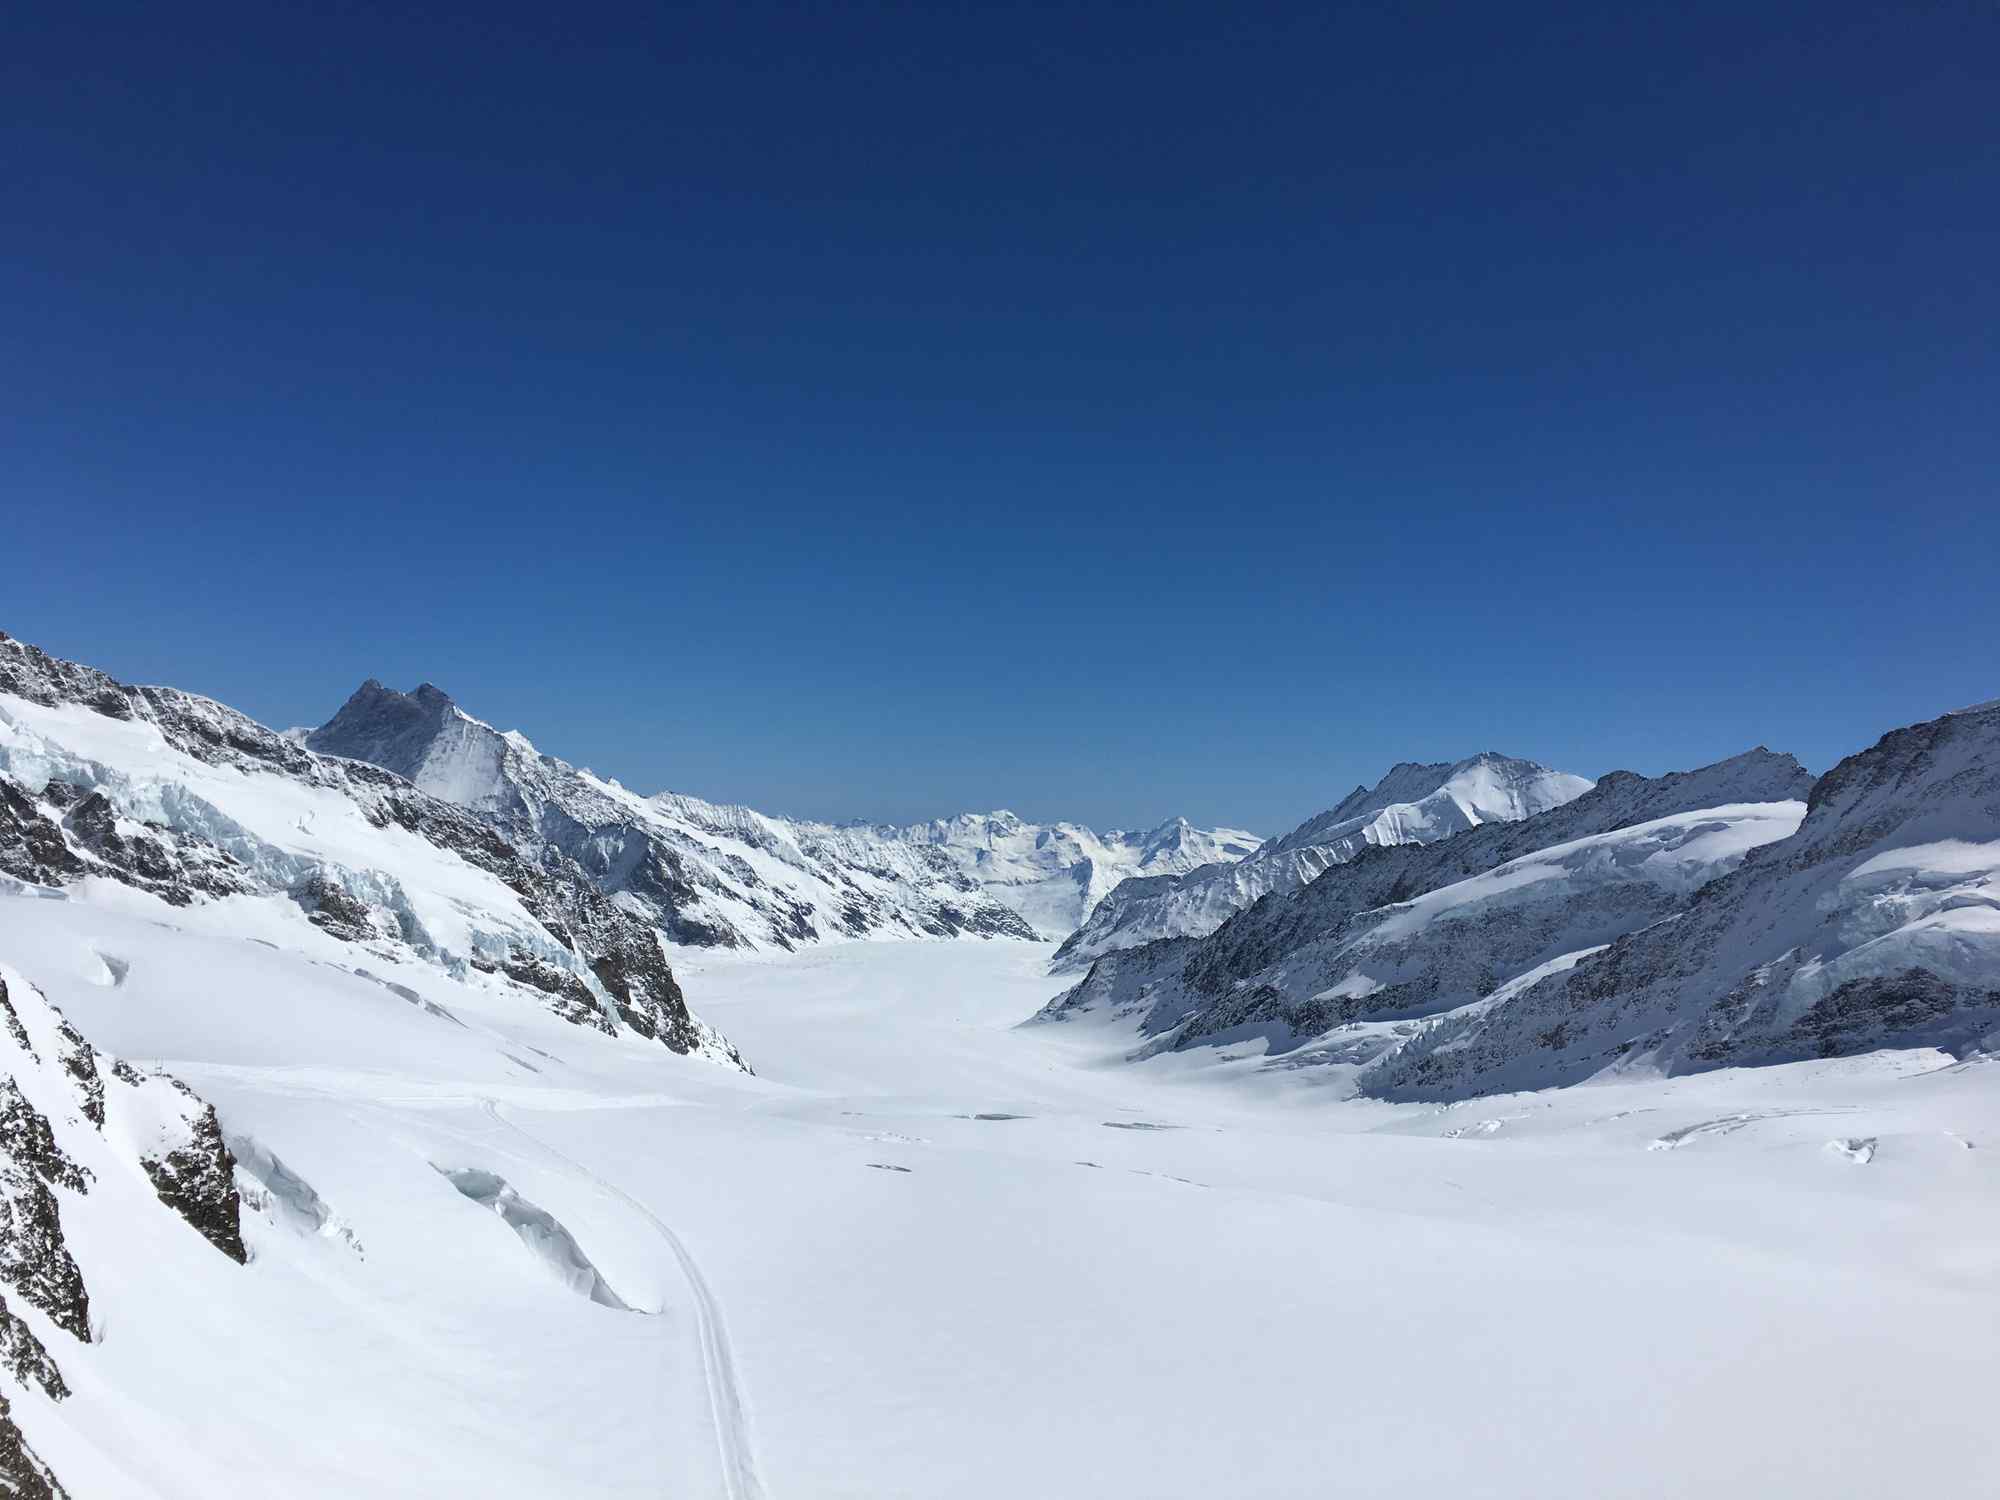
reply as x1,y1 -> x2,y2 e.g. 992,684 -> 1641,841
1051,751 -> 1595,969
310,679 -> 1261,944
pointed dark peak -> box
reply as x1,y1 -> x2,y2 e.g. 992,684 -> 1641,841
307,678 -> 464,779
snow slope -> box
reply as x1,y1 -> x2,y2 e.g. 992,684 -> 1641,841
1,633 -> 740,1063
1051,752 -> 1592,969
1039,750 -> 1816,1052
5,911 -> 1992,1499
0,629 -> 1994,1496
309,682 -> 1257,947
1081,804 -> 1805,1085
1374,699 -> 2000,1099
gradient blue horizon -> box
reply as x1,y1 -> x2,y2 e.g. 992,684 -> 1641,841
6,1 -> 1995,833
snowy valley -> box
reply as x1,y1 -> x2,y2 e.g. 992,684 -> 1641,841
0,629 -> 1995,1499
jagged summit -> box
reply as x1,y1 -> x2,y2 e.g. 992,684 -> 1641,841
1366,699 -> 2000,1097
1037,745 -> 1819,1066
316,679 -> 474,763
308,678 -> 1259,946
310,679 -> 529,818
1051,751 -> 1594,970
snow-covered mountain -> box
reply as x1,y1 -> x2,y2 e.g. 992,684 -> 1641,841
1037,704 -> 2000,1102
0,633 -> 742,1065
1368,700 -> 2000,1099
881,810 -> 1261,936
309,680 -> 1258,947
1050,752 -> 1593,970
3,626 -> 1997,1498
1035,748 -> 1816,1062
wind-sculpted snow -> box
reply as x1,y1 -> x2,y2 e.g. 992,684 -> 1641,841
1370,700 -> 2000,1099
1051,752 -> 1593,969
312,679 -> 1255,949
0,633 -> 741,1066
435,1166 -> 634,1311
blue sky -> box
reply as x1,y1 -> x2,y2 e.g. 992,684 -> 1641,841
6,1 -> 1995,832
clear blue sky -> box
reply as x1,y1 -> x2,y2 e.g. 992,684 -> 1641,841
6,1 -> 1995,833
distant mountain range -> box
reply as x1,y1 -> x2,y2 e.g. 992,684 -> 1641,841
8,626 -> 1995,1119
1052,752 -> 1594,969
306,679 -> 1260,948
3,625 -> 1997,1499
1036,702 -> 2000,1098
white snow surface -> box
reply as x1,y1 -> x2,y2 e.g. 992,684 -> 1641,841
1,903 -> 1993,1499
1054,752 -> 1593,969
1365,800 -> 1804,941
2,642 -> 1993,1497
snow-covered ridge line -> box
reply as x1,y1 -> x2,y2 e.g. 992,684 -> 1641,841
1033,746 -> 1817,1053
1371,696 -> 2000,1098
0,631 -> 742,1067
309,679 -> 1260,947
1051,751 -> 1594,970
1037,700 -> 2000,1104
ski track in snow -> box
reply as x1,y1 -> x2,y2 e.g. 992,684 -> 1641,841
481,1100 -> 768,1500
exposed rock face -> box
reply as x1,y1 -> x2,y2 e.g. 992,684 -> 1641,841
346,764 -> 736,1058
0,633 -> 741,1066
0,633 -> 133,721
1052,752 -> 1597,970
0,1076 -> 92,1341
1,773 -> 249,909
1039,750 -> 1816,1056
0,1296 -> 65,1400
0,781 -> 82,888
0,964 -> 251,1499
1178,750 -> 1814,1004
297,680 -> 476,797
136,1086 -> 246,1265
0,1391 -> 71,1500
291,868 -> 378,941
585,925 -> 734,1060
1366,703 -> 2000,1099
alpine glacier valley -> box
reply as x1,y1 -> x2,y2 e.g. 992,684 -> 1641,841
8,5 -> 1997,1494
0,628 -> 1993,1498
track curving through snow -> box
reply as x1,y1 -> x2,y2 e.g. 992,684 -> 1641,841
483,1100 -> 768,1500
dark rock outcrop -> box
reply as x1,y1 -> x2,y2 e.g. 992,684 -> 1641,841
0,780 -> 82,889
0,963 -> 260,1500
136,1087 -> 247,1265
0,1387 -> 71,1500
0,1079 -> 91,1343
